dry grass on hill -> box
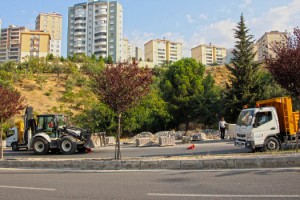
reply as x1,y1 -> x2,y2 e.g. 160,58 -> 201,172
205,65 -> 231,87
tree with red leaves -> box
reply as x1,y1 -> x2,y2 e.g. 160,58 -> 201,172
265,28 -> 300,98
0,86 -> 25,160
265,27 -> 300,151
93,62 -> 152,159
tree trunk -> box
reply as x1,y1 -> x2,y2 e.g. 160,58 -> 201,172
115,113 -> 122,160
0,118 -> 3,160
296,101 -> 300,153
185,117 -> 190,132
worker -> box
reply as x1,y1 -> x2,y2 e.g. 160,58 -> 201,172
219,117 -> 227,140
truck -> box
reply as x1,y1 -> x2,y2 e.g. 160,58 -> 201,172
6,106 -> 95,155
234,97 -> 299,151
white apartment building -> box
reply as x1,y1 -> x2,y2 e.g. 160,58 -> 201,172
191,44 -> 226,66
36,12 -> 63,57
67,0 -> 123,63
0,19 -> 2,39
122,38 -> 143,62
254,31 -> 286,62
0,25 -> 29,63
144,39 -> 182,66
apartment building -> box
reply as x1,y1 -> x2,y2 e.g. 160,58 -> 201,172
67,0 -> 123,63
144,39 -> 182,66
0,19 -> 2,38
35,12 -> 62,57
135,47 -> 143,61
20,30 -> 50,62
254,31 -> 286,62
191,44 -> 226,66
0,25 -> 29,63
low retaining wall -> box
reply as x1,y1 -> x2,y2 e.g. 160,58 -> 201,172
1,155 -> 300,170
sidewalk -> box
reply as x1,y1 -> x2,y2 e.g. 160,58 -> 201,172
1,153 -> 300,170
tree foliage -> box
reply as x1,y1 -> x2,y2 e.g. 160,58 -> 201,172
265,28 -> 300,98
224,14 -> 261,122
0,86 -> 25,159
93,62 -> 152,159
160,58 -> 205,130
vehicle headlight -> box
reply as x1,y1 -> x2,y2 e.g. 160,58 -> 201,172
246,133 -> 253,140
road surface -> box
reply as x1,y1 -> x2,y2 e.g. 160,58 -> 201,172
0,168 -> 299,200
3,140 -> 250,159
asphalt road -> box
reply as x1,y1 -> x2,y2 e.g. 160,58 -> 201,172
3,140 -> 250,159
0,168 -> 300,200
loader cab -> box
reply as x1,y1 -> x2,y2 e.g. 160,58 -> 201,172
36,114 -> 66,138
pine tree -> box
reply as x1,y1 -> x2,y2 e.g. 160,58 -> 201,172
224,14 -> 260,122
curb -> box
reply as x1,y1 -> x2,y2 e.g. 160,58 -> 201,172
1,155 -> 300,170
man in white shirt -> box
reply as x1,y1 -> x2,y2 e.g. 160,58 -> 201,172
219,117 -> 227,140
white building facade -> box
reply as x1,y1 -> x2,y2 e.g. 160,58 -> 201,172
67,0 -> 123,63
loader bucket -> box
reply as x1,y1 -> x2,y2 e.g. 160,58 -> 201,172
84,132 -> 106,148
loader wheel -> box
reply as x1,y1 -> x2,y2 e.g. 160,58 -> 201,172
264,137 -> 280,152
60,136 -> 77,155
11,142 -> 19,151
33,137 -> 50,155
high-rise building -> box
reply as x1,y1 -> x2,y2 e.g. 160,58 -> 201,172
67,0 -> 123,63
0,25 -> 29,62
135,47 -> 143,61
254,31 -> 286,62
122,38 -> 143,62
144,39 -> 182,66
0,19 -> 2,39
191,44 -> 226,66
20,30 -> 51,62
35,12 -> 62,57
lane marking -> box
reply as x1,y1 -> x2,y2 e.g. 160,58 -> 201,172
147,193 -> 300,198
0,185 -> 56,191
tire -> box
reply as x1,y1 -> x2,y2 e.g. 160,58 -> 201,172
264,137 -> 280,152
77,147 -> 87,153
33,137 -> 50,155
11,142 -> 19,151
50,149 -> 60,154
60,136 -> 77,155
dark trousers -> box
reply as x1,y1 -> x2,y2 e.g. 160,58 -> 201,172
220,127 -> 225,139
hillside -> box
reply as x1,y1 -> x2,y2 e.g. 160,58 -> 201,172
13,65 -> 231,116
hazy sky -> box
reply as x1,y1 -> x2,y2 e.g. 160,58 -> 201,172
1,0 -> 299,57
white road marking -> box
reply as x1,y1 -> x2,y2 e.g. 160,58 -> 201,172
147,193 -> 300,198
0,185 -> 56,191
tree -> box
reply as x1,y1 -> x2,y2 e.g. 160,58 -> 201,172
46,53 -> 54,61
160,58 -> 205,131
105,55 -> 113,64
265,27 -> 300,151
224,14 -> 261,122
93,62 -> 152,159
0,86 -> 25,159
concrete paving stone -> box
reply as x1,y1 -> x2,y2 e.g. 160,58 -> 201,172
8,160 -> 21,168
80,160 -> 88,169
71,160 -> 82,169
263,157 -> 288,168
161,160 -> 181,169
234,158 -> 262,168
121,160 -> 141,169
35,161 -> 56,168
103,160 -> 121,170
57,160 -> 72,168
140,160 -> 161,169
180,160 -> 203,169
202,159 -> 226,169
87,160 -> 105,170
284,156 -> 300,167
0,160 -> 8,168
225,159 -> 236,168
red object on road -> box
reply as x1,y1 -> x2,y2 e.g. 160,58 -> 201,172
87,148 -> 92,153
187,144 -> 195,150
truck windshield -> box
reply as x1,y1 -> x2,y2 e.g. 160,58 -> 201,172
237,110 -> 254,126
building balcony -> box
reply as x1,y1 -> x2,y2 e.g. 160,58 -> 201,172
74,32 -> 86,36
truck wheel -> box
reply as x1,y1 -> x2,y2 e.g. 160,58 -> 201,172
33,138 -> 50,155
264,137 -> 280,152
60,136 -> 77,155
11,142 -> 19,151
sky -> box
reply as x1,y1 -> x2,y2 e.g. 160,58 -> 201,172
0,0 -> 299,57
